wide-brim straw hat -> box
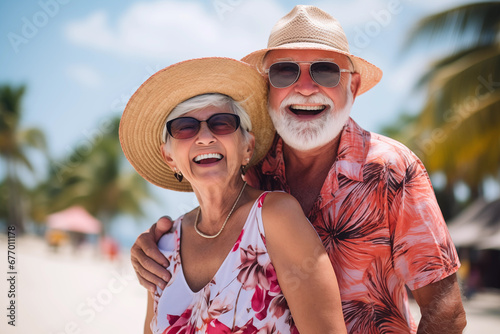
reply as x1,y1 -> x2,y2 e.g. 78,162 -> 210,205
119,57 -> 274,192
242,5 -> 382,95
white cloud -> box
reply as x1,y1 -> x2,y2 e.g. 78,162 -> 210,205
64,0 -> 284,61
66,64 -> 103,88
68,0 -> 456,64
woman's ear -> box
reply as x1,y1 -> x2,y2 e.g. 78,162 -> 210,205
160,143 -> 177,170
242,132 -> 255,165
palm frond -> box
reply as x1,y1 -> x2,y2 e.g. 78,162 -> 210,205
42,115 -> 154,227
17,128 -> 47,151
415,44 -> 494,87
415,98 -> 500,187
391,1 -> 500,202
404,2 -> 500,52
416,47 -> 500,128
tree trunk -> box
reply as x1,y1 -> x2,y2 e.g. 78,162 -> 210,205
468,183 -> 483,202
6,156 -> 24,234
435,183 -> 458,221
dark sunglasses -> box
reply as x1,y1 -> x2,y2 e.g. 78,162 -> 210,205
265,61 -> 353,88
166,113 -> 241,140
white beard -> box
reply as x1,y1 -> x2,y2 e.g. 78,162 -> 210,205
268,85 -> 354,152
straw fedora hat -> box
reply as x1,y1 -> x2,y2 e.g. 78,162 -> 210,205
242,5 -> 382,95
119,57 -> 274,192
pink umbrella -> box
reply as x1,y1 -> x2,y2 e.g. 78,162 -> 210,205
47,206 -> 102,234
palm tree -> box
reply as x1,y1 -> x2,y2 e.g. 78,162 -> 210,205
42,116 -> 154,233
0,85 -> 47,233
393,2 -> 500,201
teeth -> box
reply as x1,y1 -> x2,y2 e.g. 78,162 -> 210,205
290,105 -> 324,110
194,153 -> 223,162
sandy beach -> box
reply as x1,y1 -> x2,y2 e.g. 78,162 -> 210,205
1,234 -> 499,333
1,235 -> 145,334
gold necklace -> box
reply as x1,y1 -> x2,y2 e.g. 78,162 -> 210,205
194,181 -> 247,239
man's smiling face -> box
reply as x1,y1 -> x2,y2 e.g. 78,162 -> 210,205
263,49 -> 360,151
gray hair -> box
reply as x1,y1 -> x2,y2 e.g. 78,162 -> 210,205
162,93 -> 252,143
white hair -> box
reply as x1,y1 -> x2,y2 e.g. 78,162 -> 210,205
162,93 -> 252,143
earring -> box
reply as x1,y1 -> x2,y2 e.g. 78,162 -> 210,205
173,168 -> 183,182
240,165 -> 247,176
240,158 -> 250,175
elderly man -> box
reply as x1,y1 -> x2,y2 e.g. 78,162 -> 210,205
131,6 -> 466,333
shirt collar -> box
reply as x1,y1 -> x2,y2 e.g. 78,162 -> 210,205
334,118 -> 370,183
260,134 -> 286,179
261,118 -> 370,182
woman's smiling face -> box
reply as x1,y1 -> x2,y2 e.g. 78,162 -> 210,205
161,104 -> 254,188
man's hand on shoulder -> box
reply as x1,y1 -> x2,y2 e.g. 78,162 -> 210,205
131,216 -> 174,293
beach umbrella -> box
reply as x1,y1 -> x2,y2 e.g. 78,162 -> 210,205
47,206 -> 102,234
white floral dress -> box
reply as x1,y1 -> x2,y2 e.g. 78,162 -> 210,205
151,192 -> 299,334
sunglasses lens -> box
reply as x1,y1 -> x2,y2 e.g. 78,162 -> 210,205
168,118 -> 200,139
167,114 -> 240,139
268,62 -> 343,88
310,62 -> 341,87
268,62 -> 300,88
208,114 -> 240,135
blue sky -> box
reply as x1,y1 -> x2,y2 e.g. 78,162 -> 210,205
2,0 -> 478,157
1,0 -> 489,244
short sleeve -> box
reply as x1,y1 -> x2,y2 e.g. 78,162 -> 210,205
390,157 -> 460,291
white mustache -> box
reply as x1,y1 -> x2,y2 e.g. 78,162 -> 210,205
268,79 -> 354,151
280,93 -> 334,109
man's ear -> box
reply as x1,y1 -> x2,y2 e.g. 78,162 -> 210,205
350,72 -> 361,100
160,143 -> 176,170
243,132 -> 256,165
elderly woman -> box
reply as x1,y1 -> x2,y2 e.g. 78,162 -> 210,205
120,58 -> 346,334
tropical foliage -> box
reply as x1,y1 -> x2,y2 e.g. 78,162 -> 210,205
0,85 -> 47,233
0,84 -> 154,234
34,116 -> 155,233
387,1 -> 500,201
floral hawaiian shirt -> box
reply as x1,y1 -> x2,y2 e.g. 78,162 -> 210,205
151,192 -> 298,334
246,118 -> 460,333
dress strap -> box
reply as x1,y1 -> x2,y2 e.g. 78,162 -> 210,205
255,191 -> 271,245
